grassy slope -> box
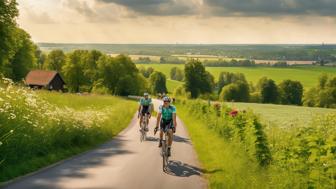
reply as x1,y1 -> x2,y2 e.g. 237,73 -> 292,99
227,102 -> 336,127
166,79 -> 183,93
1,91 -> 137,182
138,64 -> 336,89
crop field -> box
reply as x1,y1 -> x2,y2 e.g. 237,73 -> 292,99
227,102 -> 336,127
0,80 -> 137,182
138,64 -> 336,89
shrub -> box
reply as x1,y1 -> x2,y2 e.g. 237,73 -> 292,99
220,81 -> 249,102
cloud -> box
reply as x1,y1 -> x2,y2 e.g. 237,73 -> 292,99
95,0 -> 202,16
91,0 -> 336,17
205,0 -> 336,17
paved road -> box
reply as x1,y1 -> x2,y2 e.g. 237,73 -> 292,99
3,100 -> 206,189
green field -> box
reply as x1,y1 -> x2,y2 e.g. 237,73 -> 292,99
138,64 -> 336,90
0,84 -> 137,182
227,102 -> 336,127
177,100 -> 336,189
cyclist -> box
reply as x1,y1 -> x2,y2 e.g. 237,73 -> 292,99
138,93 -> 152,131
154,96 -> 177,157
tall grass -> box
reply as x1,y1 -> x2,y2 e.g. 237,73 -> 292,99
0,78 -> 137,182
176,99 -> 336,188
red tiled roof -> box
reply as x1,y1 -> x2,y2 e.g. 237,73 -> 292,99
25,70 -> 61,86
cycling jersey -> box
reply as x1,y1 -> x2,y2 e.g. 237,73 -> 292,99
139,97 -> 152,106
159,105 -> 176,121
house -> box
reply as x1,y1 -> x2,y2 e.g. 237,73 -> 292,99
25,70 -> 65,91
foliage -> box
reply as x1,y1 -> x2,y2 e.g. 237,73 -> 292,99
138,66 -> 154,78
170,66 -> 184,81
44,49 -> 66,73
278,80 -> 303,105
258,77 -> 279,103
177,99 -> 336,188
5,28 -> 36,82
203,59 -> 256,67
219,81 -> 249,102
149,71 -> 167,94
303,75 -> 336,108
217,72 -> 247,94
0,79 -> 137,181
0,0 -> 18,67
185,60 -> 214,98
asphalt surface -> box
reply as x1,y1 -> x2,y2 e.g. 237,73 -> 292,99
2,99 -> 206,189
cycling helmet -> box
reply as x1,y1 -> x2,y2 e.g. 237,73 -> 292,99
163,96 -> 171,102
144,92 -> 149,96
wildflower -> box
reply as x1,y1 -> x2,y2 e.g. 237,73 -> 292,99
10,130 -> 14,133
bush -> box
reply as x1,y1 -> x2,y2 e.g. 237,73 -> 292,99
278,80 -> 303,105
220,81 -> 249,102
258,77 -> 279,103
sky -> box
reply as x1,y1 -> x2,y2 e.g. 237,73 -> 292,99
17,0 -> 336,44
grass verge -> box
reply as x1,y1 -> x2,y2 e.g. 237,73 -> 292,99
0,81 -> 137,182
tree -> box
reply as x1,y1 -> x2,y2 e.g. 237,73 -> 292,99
139,66 -> 154,78
35,47 -> 46,69
258,77 -> 279,103
185,60 -> 213,98
44,49 -> 66,72
97,54 -> 145,95
6,28 -> 36,81
149,71 -> 167,94
279,80 -> 303,105
63,50 -> 86,92
170,67 -> 184,81
0,0 -> 19,67
219,81 -> 250,102
217,72 -> 247,94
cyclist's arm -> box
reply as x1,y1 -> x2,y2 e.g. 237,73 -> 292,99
173,113 -> 177,128
156,113 -> 161,128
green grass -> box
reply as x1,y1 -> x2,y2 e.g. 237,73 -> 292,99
0,83 -> 137,182
138,64 -> 336,89
177,104 -> 270,189
227,102 -> 336,127
166,79 -> 183,93
177,100 -> 336,189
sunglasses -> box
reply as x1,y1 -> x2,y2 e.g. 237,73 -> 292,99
163,101 -> 170,103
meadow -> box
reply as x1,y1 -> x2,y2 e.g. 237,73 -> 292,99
227,102 -> 336,127
137,64 -> 336,91
0,79 -> 137,182
176,100 -> 336,189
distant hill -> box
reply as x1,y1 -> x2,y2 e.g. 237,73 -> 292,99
38,43 -> 336,61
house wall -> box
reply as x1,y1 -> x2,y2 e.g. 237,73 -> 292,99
49,75 -> 64,91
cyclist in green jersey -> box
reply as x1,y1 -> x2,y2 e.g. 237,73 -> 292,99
138,93 -> 152,131
154,96 -> 177,157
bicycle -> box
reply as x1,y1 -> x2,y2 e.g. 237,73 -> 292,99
160,128 -> 170,172
140,113 -> 149,142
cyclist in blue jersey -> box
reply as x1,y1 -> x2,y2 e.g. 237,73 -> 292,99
154,96 -> 177,157
138,93 -> 152,131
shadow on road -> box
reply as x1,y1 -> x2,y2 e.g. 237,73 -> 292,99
3,136 -> 133,189
145,135 -> 190,144
165,160 -> 222,177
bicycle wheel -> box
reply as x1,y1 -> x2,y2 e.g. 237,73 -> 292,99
162,140 -> 166,171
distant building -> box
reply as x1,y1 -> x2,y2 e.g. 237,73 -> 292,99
25,70 -> 65,91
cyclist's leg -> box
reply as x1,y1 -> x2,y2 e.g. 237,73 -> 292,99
168,122 -> 174,146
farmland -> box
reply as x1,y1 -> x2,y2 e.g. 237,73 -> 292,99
0,81 -> 137,182
227,102 -> 336,127
137,64 -> 336,91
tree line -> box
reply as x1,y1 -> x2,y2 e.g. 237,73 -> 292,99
0,0 -> 37,81
174,60 -> 336,108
